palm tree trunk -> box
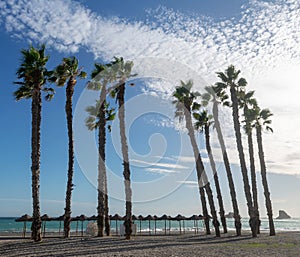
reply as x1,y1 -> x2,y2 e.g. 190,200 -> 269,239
118,83 -> 133,240
31,85 -> 42,242
256,126 -> 275,236
230,86 -> 257,237
212,100 -> 241,235
200,184 -> 210,235
184,105 -> 220,237
97,85 -> 107,237
204,124 -> 227,233
203,182 -> 221,237
104,171 -> 110,236
247,129 -> 260,234
63,78 -> 75,238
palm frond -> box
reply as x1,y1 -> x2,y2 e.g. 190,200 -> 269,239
266,126 -> 273,133
13,85 -> 33,100
192,102 -> 201,111
85,116 -> 97,131
216,72 -> 228,83
238,77 -> 247,87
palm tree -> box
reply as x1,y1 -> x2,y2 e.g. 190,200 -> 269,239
14,45 -> 54,242
202,86 -> 242,236
239,90 -> 261,234
193,110 -> 227,233
86,63 -> 115,236
253,107 -> 275,236
86,100 -> 115,236
51,57 -> 86,238
215,65 -> 257,237
109,57 -> 136,239
173,80 -> 220,237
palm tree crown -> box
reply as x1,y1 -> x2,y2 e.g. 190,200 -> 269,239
51,56 -> 87,86
86,101 -> 116,131
14,44 -> 54,101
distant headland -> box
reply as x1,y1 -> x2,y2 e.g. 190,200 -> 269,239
276,210 -> 291,219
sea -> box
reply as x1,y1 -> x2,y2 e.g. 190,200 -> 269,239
0,217 -> 299,234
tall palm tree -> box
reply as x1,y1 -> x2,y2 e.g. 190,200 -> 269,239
215,65 -> 257,237
253,107 -> 275,236
239,90 -> 261,234
109,57 -> 136,239
86,100 -> 115,237
173,80 -> 220,237
86,63 -> 115,236
202,86 -> 241,236
51,57 -> 86,238
14,45 -> 54,242
193,110 -> 227,233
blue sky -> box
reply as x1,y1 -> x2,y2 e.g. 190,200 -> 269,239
0,0 -> 300,219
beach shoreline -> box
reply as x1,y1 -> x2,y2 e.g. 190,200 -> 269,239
0,231 -> 299,256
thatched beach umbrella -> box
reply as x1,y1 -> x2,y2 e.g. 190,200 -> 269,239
198,214 -> 206,233
144,215 -> 153,235
78,214 -> 87,237
70,216 -> 78,235
15,214 -> 32,238
71,214 -> 87,236
183,216 -> 186,234
138,215 -> 144,235
111,214 -> 123,235
41,214 -> 51,237
87,215 -> 97,221
131,215 -> 137,236
54,215 -> 64,235
188,214 -> 200,234
153,215 -> 158,234
158,214 -> 169,235
168,216 -> 172,235
173,214 -> 185,234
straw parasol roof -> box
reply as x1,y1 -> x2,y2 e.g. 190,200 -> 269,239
41,214 -> 51,221
158,214 -> 170,220
132,215 -> 138,220
53,214 -> 65,221
87,215 -> 97,221
198,214 -> 205,220
15,214 -> 32,222
78,214 -> 88,221
144,214 -> 153,220
137,215 -> 144,220
187,214 -> 200,220
172,214 -> 186,221
110,214 -> 123,220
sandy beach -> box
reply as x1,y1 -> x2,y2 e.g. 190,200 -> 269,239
0,231 -> 299,257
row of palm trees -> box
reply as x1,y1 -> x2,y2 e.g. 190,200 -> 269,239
172,65 -> 275,238
13,45 -> 275,242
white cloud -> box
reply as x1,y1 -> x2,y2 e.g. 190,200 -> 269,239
177,180 -> 199,188
0,0 -> 299,177
131,158 -> 188,170
145,167 -> 177,174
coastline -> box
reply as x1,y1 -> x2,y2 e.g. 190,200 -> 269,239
0,231 -> 299,256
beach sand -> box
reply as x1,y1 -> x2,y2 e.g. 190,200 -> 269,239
0,231 -> 299,256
